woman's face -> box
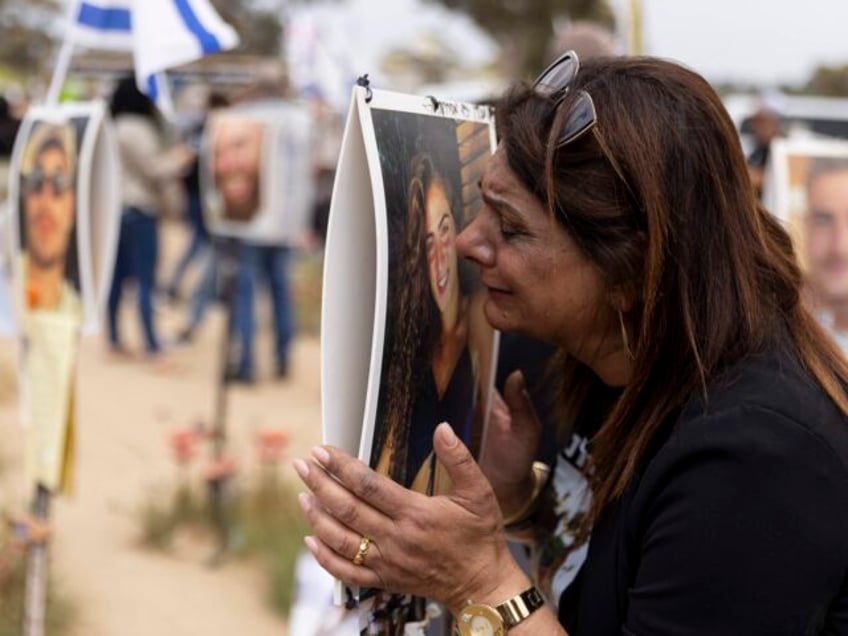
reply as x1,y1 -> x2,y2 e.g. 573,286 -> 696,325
425,180 -> 460,319
457,147 -> 619,366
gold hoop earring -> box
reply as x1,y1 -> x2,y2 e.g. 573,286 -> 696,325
618,310 -> 635,360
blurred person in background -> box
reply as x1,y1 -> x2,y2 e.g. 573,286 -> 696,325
227,79 -> 302,384
107,75 -> 192,359
804,156 -> 848,352
173,92 -> 232,345
309,91 -> 343,245
746,97 -> 783,199
0,94 -> 19,333
0,95 -> 21,205
165,91 -> 230,303
0,95 -> 20,159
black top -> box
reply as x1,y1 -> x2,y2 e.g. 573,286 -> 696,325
559,346 -> 848,635
405,346 -> 474,490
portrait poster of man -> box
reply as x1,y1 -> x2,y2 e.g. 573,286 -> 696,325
5,102 -> 118,493
207,110 -> 266,224
14,117 -> 85,318
320,86 -> 497,634
6,109 -> 86,494
201,102 -> 313,244
7,101 -> 121,331
765,137 -> 848,353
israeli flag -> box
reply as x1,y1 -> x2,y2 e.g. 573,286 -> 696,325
68,0 -> 239,111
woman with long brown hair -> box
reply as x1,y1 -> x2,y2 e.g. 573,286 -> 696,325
296,53 -> 848,634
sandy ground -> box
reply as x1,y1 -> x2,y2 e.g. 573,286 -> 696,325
0,221 -> 324,635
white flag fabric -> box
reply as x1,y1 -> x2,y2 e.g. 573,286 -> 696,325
70,0 -> 134,51
132,0 -> 239,80
67,0 -> 239,111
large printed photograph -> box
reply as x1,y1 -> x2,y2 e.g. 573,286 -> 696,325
369,109 -> 495,496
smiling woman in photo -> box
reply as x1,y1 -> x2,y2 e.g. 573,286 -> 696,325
374,150 -> 491,495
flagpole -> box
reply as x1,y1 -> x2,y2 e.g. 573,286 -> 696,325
629,0 -> 644,56
46,40 -> 75,106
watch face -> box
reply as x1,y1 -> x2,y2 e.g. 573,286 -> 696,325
457,605 -> 505,636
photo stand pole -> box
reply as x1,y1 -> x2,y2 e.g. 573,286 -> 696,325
207,237 -> 241,564
20,31 -> 73,636
23,484 -> 50,636
45,40 -> 74,107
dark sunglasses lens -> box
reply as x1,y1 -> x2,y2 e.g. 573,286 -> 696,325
24,173 -> 44,195
535,54 -> 578,96
51,175 -> 70,195
558,91 -> 597,146
24,172 -> 70,196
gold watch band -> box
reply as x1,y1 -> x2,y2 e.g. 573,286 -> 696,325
496,585 -> 546,628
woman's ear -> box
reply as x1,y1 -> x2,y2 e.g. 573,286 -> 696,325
607,285 -> 637,313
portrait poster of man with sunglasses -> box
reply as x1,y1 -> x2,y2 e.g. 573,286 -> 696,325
18,119 -> 83,317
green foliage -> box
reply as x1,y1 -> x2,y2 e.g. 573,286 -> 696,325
139,482 -> 207,550
292,252 -> 324,336
803,64 -> 848,97
138,470 -> 310,617
231,470 -> 311,614
210,0 -> 283,56
426,0 -> 615,78
0,0 -> 62,78
0,531 -> 76,636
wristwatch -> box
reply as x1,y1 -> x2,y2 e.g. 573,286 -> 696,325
455,586 -> 546,635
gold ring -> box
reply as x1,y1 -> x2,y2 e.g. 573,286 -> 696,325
352,536 -> 371,566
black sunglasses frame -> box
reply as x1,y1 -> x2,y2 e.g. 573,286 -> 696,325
23,168 -> 73,198
533,49 -> 598,147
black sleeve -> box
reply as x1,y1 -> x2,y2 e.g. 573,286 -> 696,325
623,405 -> 848,635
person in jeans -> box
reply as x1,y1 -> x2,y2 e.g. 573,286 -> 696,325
107,76 -> 192,358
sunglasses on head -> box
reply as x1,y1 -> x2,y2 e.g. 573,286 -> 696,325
23,168 -> 72,197
533,49 -> 597,147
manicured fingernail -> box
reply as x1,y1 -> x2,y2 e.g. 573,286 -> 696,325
293,458 -> 310,478
312,446 -> 331,464
304,535 -> 319,554
298,492 -> 312,512
439,422 -> 458,447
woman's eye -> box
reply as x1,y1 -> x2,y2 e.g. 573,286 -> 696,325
500,222 -> 523,240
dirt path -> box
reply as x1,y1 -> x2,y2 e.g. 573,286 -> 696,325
0,222 -> 324,635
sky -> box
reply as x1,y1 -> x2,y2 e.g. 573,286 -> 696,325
633,0 -> 848,87
285,0 -> 848,94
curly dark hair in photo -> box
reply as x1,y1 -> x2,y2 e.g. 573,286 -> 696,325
374,151 -> 463,485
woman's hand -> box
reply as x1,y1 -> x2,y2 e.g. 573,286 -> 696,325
480,370 -> 544,518
294,423 -> 530,614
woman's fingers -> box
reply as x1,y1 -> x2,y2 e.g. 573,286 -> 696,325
299,493 -> 387,570
303,535 -> 385,590
433,423 -> 498,515
503,370 -> 541,439
293,457 -> 390,539
309,446 -> 420,519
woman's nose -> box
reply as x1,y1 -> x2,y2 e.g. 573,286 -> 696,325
457,214 -> 494,267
